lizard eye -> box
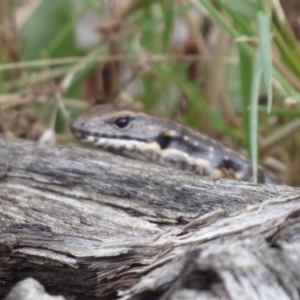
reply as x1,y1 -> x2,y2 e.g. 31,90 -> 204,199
114,116 -> 131,129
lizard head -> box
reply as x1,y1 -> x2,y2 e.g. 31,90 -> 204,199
70,104 -> 175,158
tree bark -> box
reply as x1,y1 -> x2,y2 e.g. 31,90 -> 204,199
0,136 -> 300,299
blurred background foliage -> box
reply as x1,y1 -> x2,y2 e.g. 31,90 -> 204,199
0,0 -> 300,185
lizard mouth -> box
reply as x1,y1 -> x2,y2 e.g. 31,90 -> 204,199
70,119 -> 154,143
69,125 -> 91,141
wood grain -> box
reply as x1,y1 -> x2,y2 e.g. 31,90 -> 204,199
0,136 -> 300,299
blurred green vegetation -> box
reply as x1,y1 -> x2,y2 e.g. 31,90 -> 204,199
1,0 -> 300,185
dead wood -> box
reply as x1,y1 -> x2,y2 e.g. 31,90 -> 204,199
0,136 -> 300,299
4,278 -> 65,300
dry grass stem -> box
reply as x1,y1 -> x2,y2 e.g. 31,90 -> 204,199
261,119 -> 300,151
0,54 -> 238,72
3,66 -> 72,91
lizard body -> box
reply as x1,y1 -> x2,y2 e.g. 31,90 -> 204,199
70,104 -> 281,185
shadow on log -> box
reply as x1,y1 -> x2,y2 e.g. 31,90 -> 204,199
0,136 -> 300,299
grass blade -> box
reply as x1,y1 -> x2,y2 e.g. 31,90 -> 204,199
238,46 -> 252,154
258,13 -> 272,113
250,56 -> 262,184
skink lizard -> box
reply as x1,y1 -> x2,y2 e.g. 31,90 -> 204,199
70,104 -> 281,185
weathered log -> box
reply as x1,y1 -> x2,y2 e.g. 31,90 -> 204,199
4,278 -> 65,300
0,136 -> 300,299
